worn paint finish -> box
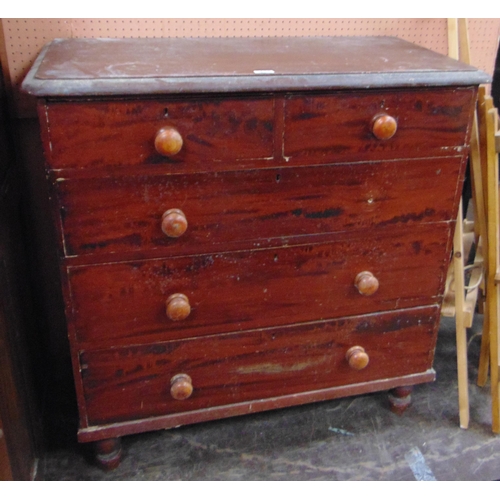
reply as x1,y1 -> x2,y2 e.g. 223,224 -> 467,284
42,98 -> 275,171
54,157 -> 462,259
284,88 -> 476,164
22,37 -> 489,97
67,223 -> 451,347
22,37 -> 485,462
79,306 -> 440,426
235,360 -> 325,375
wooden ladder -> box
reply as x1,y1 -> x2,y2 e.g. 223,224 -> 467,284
476,90 -> 500,433
443,19 -> 500,432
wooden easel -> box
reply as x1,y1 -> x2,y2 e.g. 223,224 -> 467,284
442,18 -> 483,430
444,19 -> 500,432
476,90 -> 500,433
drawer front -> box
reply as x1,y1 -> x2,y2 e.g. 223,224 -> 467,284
284,88 -> 475,164
68,224 -> 451,345
42,97 -> 275,171
80,306 -> 440,426
56,157 -> 463,258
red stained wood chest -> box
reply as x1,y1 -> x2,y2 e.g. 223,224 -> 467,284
22,36 -> 489,469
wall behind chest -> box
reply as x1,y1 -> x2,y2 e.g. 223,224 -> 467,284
1,18 -> 500,118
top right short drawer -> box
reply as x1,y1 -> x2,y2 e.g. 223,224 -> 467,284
283,88 -> 475,164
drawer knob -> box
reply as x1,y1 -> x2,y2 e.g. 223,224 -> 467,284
372,114 -> 397,140
166,293 -> 191,321
346,346 -> 370,370
161,208 -> 188,238
170,374 -> 193,400
355,271 -> 379,296
155,126 -> 183,156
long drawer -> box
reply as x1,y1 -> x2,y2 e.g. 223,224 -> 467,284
55,157 -> 463,258
80,305 -> 440,426
67,224 -> 451,346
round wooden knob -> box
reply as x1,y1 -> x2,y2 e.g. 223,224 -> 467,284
166,293 -> 191,321
161,209 -> 188,238
372,114 -> 397,140
170,374 -> 193,400
346,346 -> 370,370
154,126 -> 183,156
355,271 -> 379,296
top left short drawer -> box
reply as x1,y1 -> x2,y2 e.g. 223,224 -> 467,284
40,97 -> 276,171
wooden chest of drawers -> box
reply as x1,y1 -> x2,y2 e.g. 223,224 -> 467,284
22,36 -> 489,468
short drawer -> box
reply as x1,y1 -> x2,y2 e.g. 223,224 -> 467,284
80,305 -> 440,426
68,224 -> 451,346
41,97 -> 275,171
55,156 -> 463,258
284,88 -> 475,164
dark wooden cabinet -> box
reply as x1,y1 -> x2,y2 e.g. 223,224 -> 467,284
0,68 -> 40,480
22,36 -> 489,469
0,170 -> 40,481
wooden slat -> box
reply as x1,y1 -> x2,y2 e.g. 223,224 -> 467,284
486,104 -> 500,433
458,19 -> 472,64
453,199 -> 470,428
447,18 -> 471,430
470,110 -> 487,244
441,222 -> 477,320
464,237 -> 484,328
477,91 -> 492,387
447,19 -> 459,59
441,263 -> 457,317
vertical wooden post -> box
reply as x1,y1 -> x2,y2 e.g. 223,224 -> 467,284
477,89 -> 491,387
447,19 -> 459,60
454,199 -> 469,428
447,17 -> 471,429
485,105 -> 500,433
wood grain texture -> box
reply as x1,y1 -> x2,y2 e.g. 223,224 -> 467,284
54,157 -> 464,259
20,37 -> 482,456
40,88 -> 476,174
67,224 -> 451,347
79,305 -> 440,426
42,97 -> 275,171
77,369 -> 436,443
284,88 -> 476,164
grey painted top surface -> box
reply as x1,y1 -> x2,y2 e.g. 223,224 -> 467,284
22,36 -> 491,97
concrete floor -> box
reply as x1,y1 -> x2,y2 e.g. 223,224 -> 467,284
38,314 -> 500,480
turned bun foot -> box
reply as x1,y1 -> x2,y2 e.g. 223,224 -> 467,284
94,437 -> 123,470
388,386 -> 414,415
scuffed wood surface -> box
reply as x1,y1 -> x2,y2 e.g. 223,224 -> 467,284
284,88 -> 476,164
42,97 -> 275,171
22,36 -> 490,98
68,224 -> 451,347
55,157 -> 463,259
40,89 -> 475,172
25,36 -> 482,453
80,306 -> 440,426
